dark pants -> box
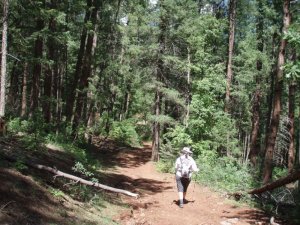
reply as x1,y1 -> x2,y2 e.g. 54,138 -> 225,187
176,175 -> 191,192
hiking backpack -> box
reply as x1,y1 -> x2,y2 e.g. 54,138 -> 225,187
180,156 -> 192,178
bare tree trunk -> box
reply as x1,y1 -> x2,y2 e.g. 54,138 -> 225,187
30,18 -> 44,115
225,0 -> 236,113
151,0 -> 167,161
288,82 -> 296,172
263,33 -> 277,161
120,90 -> 130,121
43,8 -> 56,124
65,0 -> 92,122
0,0 -> 9,118
263,0 -> 291,184
72,1 -> 99,134
249,169 -> 300,195
152,89 -> 160,161
21,62 -> 28,117
249,1 -> 264,166
0,153 -> 138,198
184,47 -> 191,128
8,61 -> 19,111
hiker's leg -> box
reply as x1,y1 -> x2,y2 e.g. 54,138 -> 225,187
179,192 -> 183,200
182,178 -> 191,202
176,176 -> 184,207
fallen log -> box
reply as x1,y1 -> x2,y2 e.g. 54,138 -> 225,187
248,170 -> 300,195
0,153 -> 139,198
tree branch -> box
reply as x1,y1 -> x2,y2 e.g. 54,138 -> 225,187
0,153 -> 139,198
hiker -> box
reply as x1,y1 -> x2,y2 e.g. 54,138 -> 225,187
175,147 -> 199,208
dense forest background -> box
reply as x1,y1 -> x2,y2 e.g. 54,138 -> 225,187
1,0 -> 300,222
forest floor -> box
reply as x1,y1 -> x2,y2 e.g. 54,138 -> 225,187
107,142 -> 286,225
0,137 -> 292,225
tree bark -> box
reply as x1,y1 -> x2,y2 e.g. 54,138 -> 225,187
249,169 -> 300,195
0,153 -> 138,198
30,18 -> 44,115
263,0 -> 291,184
43,14 -> 56,124
152,89 -> 161,161
21,62 -> 28,117
225,0 -> 236,113
249,1 -> 264,166
288,82 -> 296,173
8,61 -> 19,111
65,0 -> 92,122
72,0 -> 99,134
151,0 -> 167,161
184,47 -> 191,128
0,0 -> 9,118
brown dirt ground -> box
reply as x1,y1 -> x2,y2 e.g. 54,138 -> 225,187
108,143 -> 290,225
0,138 -> 294,225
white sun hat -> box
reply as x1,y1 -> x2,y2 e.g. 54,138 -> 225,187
181,147 -> 192,154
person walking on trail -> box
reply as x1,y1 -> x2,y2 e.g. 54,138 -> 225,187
175,147 -> 199,208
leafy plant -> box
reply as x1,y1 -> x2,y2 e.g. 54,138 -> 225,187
109,119 -> 141,147
13,159 -> 28,171
72,162 -> 94,178
49,188 -> 65,198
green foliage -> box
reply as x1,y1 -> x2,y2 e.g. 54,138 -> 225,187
148,114 -> 176,125
13,159 -> 28,171
192,141 -> 217,163
156,160 -> 174,173
109,119 -> 141,147
72,162 -> 94,178
284,60 -> 300,80
272,167 -> 288,180
49,187 -> 65,198
135,123 -> 152,141
195,156 -> 254,193
163,125 -> 193,149
7,115 -> 47,150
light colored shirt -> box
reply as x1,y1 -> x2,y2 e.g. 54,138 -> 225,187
175,154 -> 199,178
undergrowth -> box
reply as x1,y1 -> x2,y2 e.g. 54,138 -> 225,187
5,117 -> 128,225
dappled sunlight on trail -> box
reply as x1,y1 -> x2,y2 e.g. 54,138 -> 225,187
90,141 -> 292,225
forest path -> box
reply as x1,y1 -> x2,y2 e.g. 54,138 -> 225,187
106,143 -> 273,225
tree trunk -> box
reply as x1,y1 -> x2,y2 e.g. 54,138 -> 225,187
8,61 -> 19,111
65,0 -> 92,122
184,47 -> 191,128
151,0 -> 167,161
263,0 -> 291,184
30,18 -> 44,115
120,90 -> 130,121
288,83 -> 296,172
0,153 -> 138,198
263,32 -> 278,161
249,169 -> 300,195
21,62 -> 28,117
43,15 -> 56,124
152,89 -> 160,161
0,0 -> 9,118
225,0 -> 236,113
72,1 -> 99,134
249,1 -> 264,166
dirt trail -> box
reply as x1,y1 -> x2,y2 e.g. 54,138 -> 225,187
111,144 -> 275,225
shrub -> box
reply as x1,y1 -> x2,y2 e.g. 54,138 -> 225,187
7,115 -> 47,150
195,156 -> 253,193
109,120 -> 140,147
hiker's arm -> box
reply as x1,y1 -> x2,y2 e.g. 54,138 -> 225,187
175,158 -> 180,172
191,159 -> 199,172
